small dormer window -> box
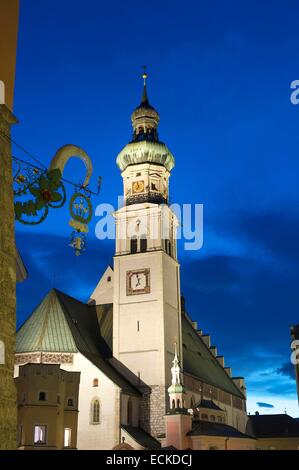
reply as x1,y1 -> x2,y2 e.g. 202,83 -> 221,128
107,276 -> 111,282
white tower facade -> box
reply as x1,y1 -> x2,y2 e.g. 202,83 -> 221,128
113,74 -> 182,436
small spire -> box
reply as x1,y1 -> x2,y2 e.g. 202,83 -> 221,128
174,341 -> 178,365
171,342 -> 181,385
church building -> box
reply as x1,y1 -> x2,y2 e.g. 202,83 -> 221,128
14,75 -> 253,450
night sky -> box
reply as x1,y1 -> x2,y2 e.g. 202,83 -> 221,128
14,0 -> 299,416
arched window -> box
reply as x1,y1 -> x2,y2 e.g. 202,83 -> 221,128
93,378 -> 99,387
172,399 -> 175,409
190,396 -> 195,408
91,398 -> 100,424
127,397 -> 133,425
176,399 -> 180,408
140,235 -> 147,253
130,236 -> 137,254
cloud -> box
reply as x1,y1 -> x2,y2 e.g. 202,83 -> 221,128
276,362 -> 296,380
256,402 -> 274,408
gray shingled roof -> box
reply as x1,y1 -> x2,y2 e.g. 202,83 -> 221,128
122,425 -> 161,449
188,421 -> 255,439
182,313 -> 244,398
247,414 -> 299,438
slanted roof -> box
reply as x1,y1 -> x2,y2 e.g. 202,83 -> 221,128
182,313 -> 244,398
122,425 -> 161,450
188,421 -> 255,439
195,399 -> 224,411
248,414 -> 299,438
16,289 -> 140,396
16,290 -> 78,353
95,303 -> 113,353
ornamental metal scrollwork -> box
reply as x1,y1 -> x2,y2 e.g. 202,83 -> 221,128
13,144 -> 98,255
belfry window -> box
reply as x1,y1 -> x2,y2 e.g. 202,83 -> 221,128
91,398 -> 100,424
130,236 -> 137,254
164,239 -> 172,257
140,235 -> 147,253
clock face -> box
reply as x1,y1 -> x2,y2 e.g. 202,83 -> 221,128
126,269 -> 150,295
132,180 -> 145,194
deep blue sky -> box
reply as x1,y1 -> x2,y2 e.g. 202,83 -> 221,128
14,0 -> 299,415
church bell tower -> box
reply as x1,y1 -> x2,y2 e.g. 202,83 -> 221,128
113,72 -> 182,436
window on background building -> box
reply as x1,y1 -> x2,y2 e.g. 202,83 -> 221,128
217,416 -> 222,422
201,414 -> 208,421
127,397 -> 133,425
93,378 -> 99,387
209,446 -> 218,450
190,396 -> 195,408
140,236 -> 147,252
34,425 -> 47,445
130,236 -> 137,254
38,391 -> 47,401
91,398 -> 100,424
67,398 -> 74,407
57,395 -> 60,404
0,340 -> 5,364
107,276 -> 111,282
210,415 -> 215,422
64,428 -> 72,447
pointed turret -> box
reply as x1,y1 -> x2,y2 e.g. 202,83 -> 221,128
131,69 -> 160,142
168,343 -> 186,409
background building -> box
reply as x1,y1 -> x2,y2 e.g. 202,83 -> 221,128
15,363 -> 80,450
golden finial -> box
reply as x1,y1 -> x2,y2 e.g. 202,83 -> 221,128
142,65 -> 148,85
